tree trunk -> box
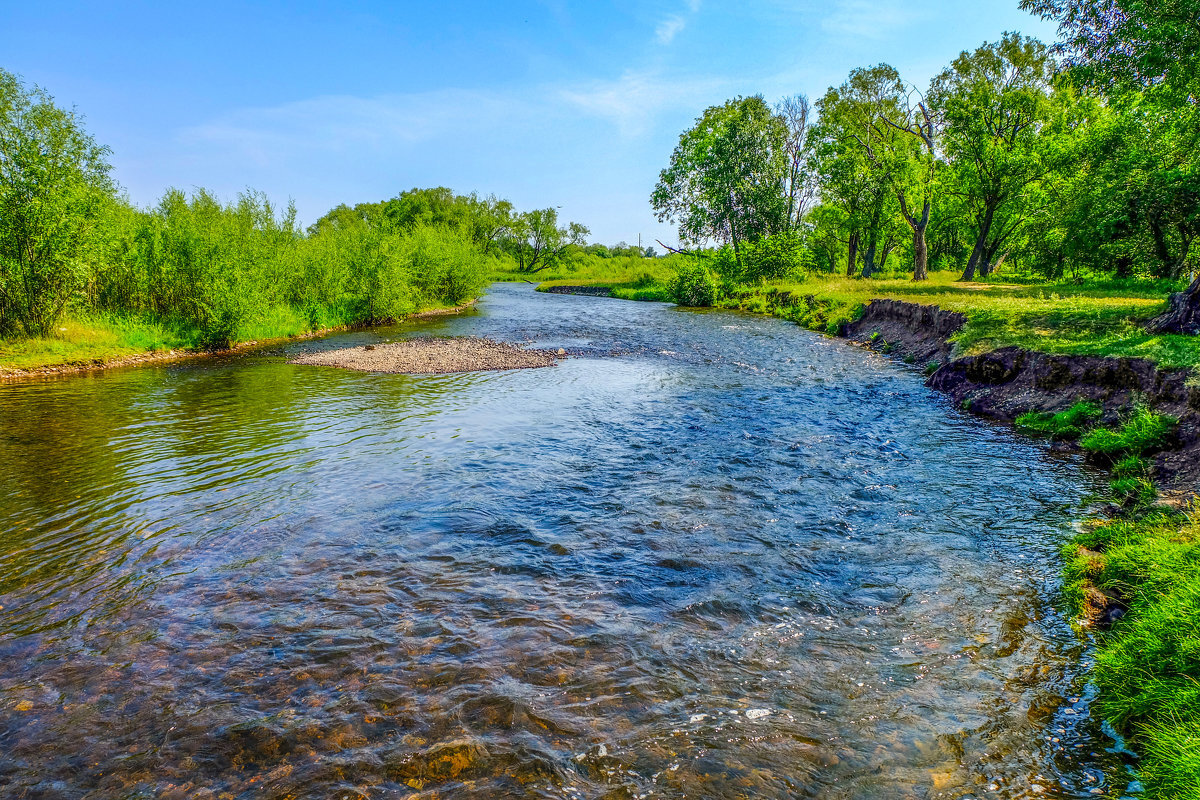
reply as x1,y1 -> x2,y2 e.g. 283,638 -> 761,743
912,227 -> 928,281
861,239 -> 878,278
846,233 -> 859,277
1147,275 -> 1200,334
961,203 -> 996,282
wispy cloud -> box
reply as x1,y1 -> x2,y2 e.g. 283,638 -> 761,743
178,89 -> 523,165
820,0 -> 917,39
655,14 -> 686,45
558,70 -> 728,137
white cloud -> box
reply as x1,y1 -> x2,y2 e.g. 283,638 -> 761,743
655,14 -> 686,45
178,89 -> 524,165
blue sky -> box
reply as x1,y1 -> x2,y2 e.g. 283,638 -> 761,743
3,1 -> 1058,247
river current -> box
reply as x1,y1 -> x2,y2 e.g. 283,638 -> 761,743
0,284 -> 1131,798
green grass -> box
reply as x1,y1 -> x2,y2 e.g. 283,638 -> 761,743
740,271 -> 1200,367
0,313 -> 193,371
1015,400 -> 1103,439
1063,511 -> 1200,797
1079,406 -> 1178,461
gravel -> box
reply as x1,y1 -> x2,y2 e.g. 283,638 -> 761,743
290,337 -> 564,375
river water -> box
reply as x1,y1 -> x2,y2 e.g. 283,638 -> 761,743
0,284 -> 1132,799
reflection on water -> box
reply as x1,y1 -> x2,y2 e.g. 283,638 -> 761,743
0,284 -> 1129,798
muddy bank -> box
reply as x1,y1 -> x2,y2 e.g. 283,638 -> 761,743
541,285 -> 614,297
0,301 -> 476,381
291,336 -> 564,374
844,298 -> 1200,490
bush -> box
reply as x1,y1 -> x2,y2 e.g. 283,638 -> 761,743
669,261 -> 719,307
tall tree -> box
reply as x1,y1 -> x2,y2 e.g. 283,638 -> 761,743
651,95 -> 788,268
0,69 -> 115,337
810,66 -> 908,278
930,33 -> 1063,281
777,94 -> 816,232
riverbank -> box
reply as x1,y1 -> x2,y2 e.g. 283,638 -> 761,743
0,301 -> 477,380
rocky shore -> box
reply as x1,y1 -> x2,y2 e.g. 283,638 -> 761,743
291,336 -> 564,375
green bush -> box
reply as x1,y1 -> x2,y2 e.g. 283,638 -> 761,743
669,261 -> 719,307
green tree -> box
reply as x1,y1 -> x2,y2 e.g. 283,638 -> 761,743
507,207 -> 589,273
810,68 -> 908,278
652,96 -> 788,269
0,69 -> 115,337
930,33 -> 1064,281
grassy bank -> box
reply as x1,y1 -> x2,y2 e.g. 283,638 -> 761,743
721,272 -> 1200,368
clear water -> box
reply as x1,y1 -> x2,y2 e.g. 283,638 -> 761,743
0,284 -> 1129,798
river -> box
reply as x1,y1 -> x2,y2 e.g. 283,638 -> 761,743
0,283 -> 1132,798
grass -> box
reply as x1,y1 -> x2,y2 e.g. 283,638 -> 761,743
720,270 -> 1200,367
1063,509 -> 1200,797
0,313 -> 193,371
1015,400 -> 1104,439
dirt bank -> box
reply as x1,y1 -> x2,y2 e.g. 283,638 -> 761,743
845,298 -> 1200,490
291,336 -> 564,375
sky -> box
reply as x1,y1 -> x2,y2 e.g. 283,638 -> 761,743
2,1 -> 1060,248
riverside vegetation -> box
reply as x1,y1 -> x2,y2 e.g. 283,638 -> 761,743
0,68 -> 600,372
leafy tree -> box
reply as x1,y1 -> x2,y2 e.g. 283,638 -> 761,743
930,33 -> 1065,280
652,95 -> 788,268
1020,0 -> 1200,97
0,69 -> 115,337
507,208 -> 589,273
810,67 -> 911,278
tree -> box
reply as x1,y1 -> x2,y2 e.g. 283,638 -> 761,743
810,66 -> 907,278
507,208 -> 589,273
651,95 -> 788,269
930,33 -> 1063,281
0,69 -> 115,337
1019,0 -> 1200,97
777,94 -> 816,232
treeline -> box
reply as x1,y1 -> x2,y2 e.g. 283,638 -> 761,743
0,69 -> 594,348
652,8 -> 1199,289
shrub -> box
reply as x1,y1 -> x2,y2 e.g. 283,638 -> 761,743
669,261 -> 718,307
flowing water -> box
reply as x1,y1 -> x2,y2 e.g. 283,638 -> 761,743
0,284 -> 1134,799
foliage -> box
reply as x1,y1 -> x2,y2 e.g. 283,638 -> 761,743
668,261 -> 719,307
652,96 -> 789,261
0,68 -> 115,337
1079,405 -> 1178,460
1014,400 -> 1102,438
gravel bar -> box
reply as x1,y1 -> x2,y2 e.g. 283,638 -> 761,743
290,337 -> 564,375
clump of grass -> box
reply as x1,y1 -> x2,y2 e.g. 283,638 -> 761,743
1080,406 -> 1177,461
1015,400 -> 1102,439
